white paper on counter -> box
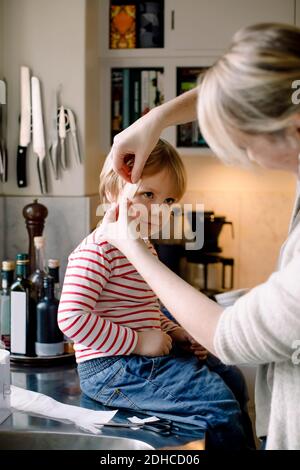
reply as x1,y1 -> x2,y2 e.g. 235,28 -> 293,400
128,416 -> 160,424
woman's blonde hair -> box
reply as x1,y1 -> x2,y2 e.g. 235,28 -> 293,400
197,23 -> 300,165
99,139 -> 186,203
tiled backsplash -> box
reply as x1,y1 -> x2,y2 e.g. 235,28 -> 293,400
0,186 -> 296,291
1,195 -> 100,280
182,189 -> 296,289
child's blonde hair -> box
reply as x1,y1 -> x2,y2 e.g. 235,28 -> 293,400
99,139 -> 186,203
197,23 -> 300,166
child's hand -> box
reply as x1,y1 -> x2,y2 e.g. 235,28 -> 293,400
133,330 -> 173,357
170,327 -> 208,361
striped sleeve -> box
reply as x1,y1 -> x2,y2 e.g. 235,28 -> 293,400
159,311 -> 180,334
58,244 -> 138,355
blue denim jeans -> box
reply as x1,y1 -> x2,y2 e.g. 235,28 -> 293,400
78,350 -> 249,449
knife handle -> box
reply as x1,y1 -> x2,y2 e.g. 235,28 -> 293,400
17,145 -> 27,187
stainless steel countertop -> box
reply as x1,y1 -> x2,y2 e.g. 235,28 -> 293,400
1,361 -> 205,450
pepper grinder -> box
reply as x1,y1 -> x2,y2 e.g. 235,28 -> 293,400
23,199 -> 48,274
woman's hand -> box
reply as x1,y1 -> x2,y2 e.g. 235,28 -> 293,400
110,88 -> 198,183
170,327 -> 208,361
95,197 -> 142,254
133,330 -> 173,357
110,108 -> 163,183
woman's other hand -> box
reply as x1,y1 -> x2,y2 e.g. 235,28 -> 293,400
95,197 -> 141,252
170,327 -> 208,361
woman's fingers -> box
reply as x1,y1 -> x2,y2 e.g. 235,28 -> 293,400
193,348 -> 208,359
111,148 -> 133,183
190,342 -> 208,360
103,203 -> 118,223
131,153 -> 148,184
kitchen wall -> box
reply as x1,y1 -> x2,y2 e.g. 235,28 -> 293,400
0,0 -> 103,196
1,0 -> 98,196
0,0 -> 102,274
0,0 -> 298,290
3,195 -> 100,280
181,154 -> 297,289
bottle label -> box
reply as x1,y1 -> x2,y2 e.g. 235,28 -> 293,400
10,292 -> 27,354
0,296 -> 11,349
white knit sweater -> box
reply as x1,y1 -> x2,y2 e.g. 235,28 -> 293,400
214,182 -> 300,450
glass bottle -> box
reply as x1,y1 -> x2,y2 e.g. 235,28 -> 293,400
48,259 -> 61,300
36,276 -> 64,357
0,260 -> 15,350
10,254 -> 36,356
30,236 -> 47,303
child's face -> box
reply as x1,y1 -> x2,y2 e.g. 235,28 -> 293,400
120,168 -> 179,238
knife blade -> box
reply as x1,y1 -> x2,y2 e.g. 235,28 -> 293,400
17,66 -> 31,188
59,105 -> 67,170
32,76 -> 47,194
49,90 -> 59,179
0,79 -> 7,182
67,108 -> 81,164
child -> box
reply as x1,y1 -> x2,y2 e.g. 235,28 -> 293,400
58,139 -> 249,449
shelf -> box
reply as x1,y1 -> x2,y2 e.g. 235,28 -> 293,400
98,0 -> 219,154
111,67 -> 164,144
176,66 -> 210,150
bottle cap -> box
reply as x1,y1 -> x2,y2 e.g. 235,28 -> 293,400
48,259 -> 60,269
16,254 -> 29,264
2,260 -> 16,271
34,236 -> 45,249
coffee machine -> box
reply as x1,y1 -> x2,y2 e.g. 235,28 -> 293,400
184,211 -> 235,299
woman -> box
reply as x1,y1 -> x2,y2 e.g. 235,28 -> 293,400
100,23 -> 300,450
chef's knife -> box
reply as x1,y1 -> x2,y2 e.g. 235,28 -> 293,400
49,90 -> 59,179
59,105 -> 67,170
32,76 -> 47,194
67,108 -> 81,164
0,79 -> 6,181
17,66 -> 31,188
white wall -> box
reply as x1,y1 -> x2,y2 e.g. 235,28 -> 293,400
180,154 -> 296,289
0,0 -> 103,268
1,0 -> 89,196
84,0 -> 102,195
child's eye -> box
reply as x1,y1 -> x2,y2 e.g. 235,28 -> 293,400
164,198 -> 176,205
142,192 -> 154,199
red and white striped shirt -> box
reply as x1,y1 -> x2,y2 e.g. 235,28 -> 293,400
58,230 -> 178,363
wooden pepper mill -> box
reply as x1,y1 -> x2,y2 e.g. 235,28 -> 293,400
23,199 -> 48,274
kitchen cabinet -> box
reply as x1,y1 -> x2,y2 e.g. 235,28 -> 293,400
168,0 -> 295,54
296,0 -> 300,27
98,0 -> 297,156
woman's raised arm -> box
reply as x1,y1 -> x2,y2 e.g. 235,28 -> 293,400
111,88 -> 198,183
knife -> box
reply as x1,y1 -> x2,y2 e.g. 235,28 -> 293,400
0,79 -> 7,182
17,66 -> 31,188
67,108 -> 81,164
59,105 -> 67,170
32,76 -> 47,194
49,90 -> 59,179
